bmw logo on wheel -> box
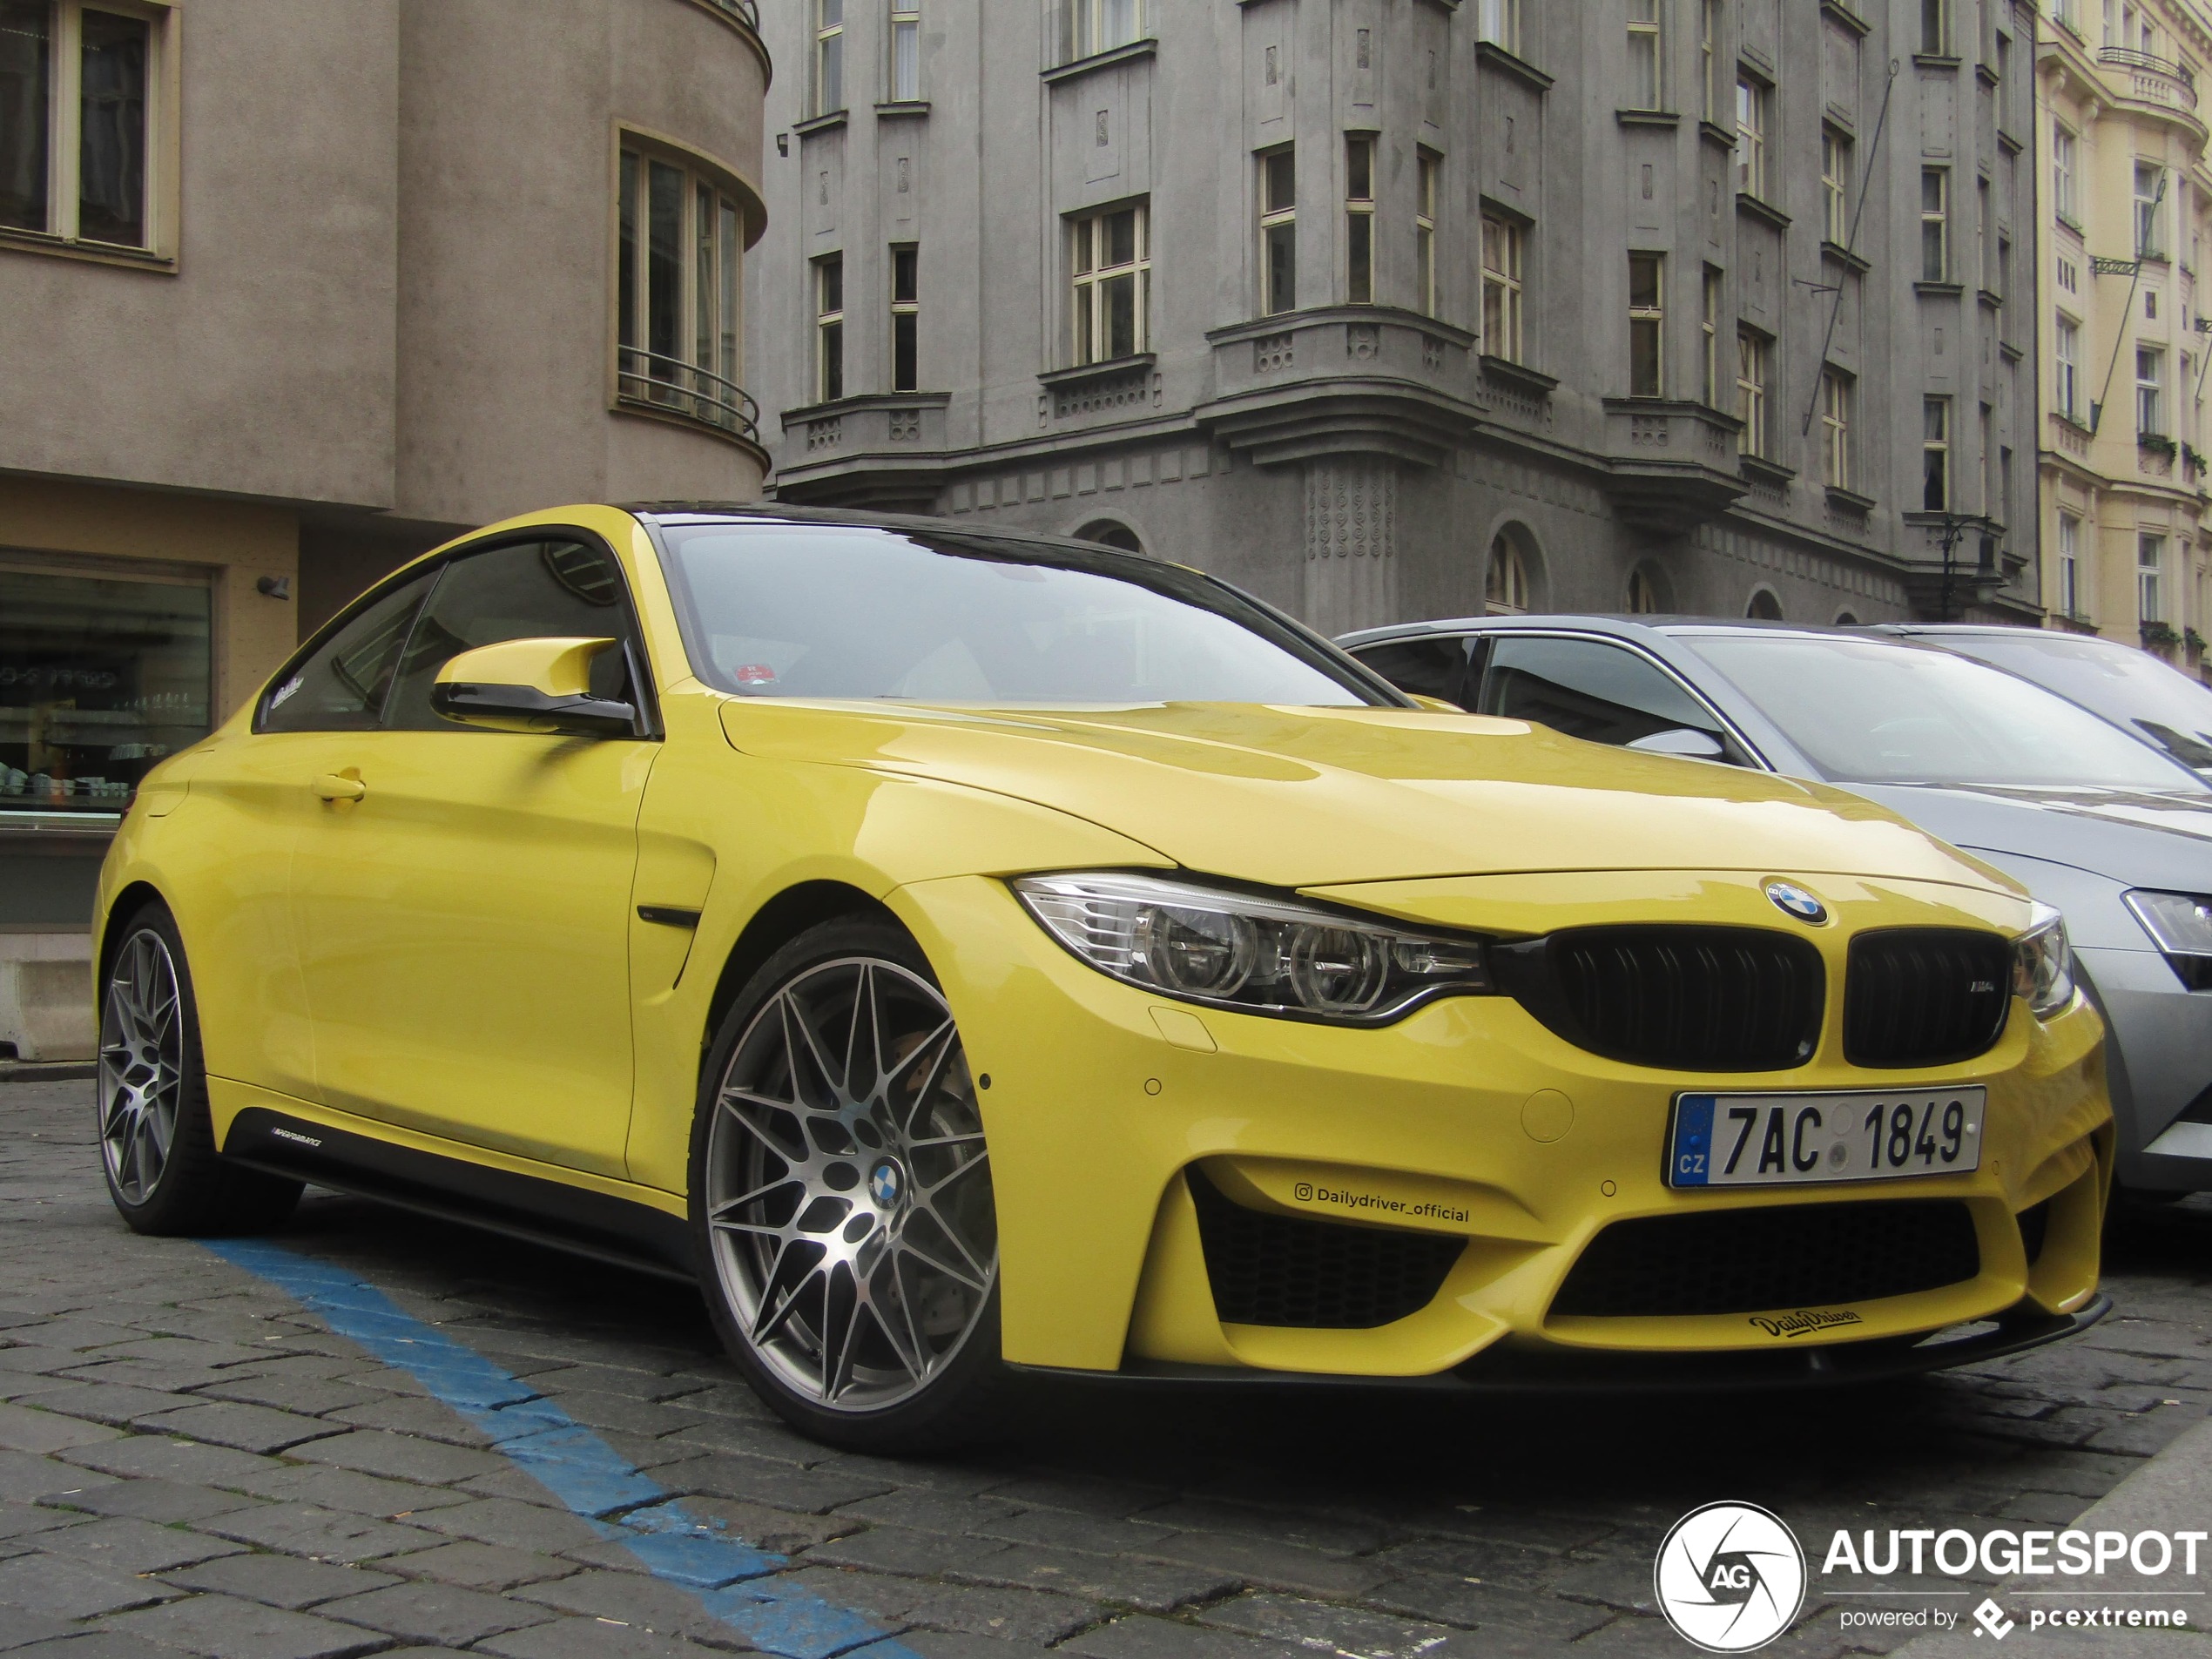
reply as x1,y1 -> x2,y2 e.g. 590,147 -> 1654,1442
1764,881 -> 1828,925
868,1160 -> 903,1207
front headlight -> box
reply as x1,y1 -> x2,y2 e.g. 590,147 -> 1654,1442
2012,903 -> 2077,1018
2123,889 -> 2212,990
1011,871 -> 1492,1025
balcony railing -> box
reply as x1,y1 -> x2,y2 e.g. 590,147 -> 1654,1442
698,0 -> 759,30
2099,45 -> 2198,108
617,347 -> 761,444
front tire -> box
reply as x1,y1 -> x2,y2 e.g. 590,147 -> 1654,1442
98,904 -> 302,1236
690,918 -> 1003,1452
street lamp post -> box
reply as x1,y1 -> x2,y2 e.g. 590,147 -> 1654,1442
1934,511 -> 1993,623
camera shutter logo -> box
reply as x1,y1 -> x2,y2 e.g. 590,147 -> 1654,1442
1654,1501 -> 1806,1653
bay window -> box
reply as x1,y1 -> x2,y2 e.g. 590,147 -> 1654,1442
616,144 -> 752,435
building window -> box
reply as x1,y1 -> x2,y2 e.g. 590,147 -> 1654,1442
1701,266 -> 1722,405
1629,253 -> 1664,397
0,566 -> 209,814
2055,314 -> 2080,421
617,146 -> 749,435
2057,257 -> 2078,294
1976,178 -> 1993,291
889,0 -> 920,100
1923,397 -> 1950,510
814,253 -> 845,401
1258,149 -> 1295,315
1626,567 -> 1662,614
2058,512 -> 2082,617
1920,169 -> 1948,281
1699,0 -> 1721,122
1071,201 -> 1149,364
1997,233 -> 2011,303
1821,130 -> 1851,245
1920,0 -> 1947,54
890,244 -> 918,392
1479,0 -> 1521,54
1821,370 -> 1851,489
1481,214 -> 1525,361
2138,345 -> 2165,435
2147,289 -> 2160,320
1736,327 -> 1769,458
1628,0 -> 1662,110
1064,0 -> 1140,59
1735,76 -> 1767,199
1487,534 -> 1531,614
0,0 -> 170,251
1415,152 -> 1439,318
1979,402 -> 1996,516
2140,534 -> 2166,623
2052,124 -> 2077,222
2134,161 -> 2163,258
1345,135 -> 1374,305
815,0 -> 845,114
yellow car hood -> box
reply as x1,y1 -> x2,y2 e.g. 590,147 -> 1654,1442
718,698 -> 2002,891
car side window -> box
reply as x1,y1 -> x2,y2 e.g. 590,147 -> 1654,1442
1352,636 -> 1476,709
384,539 -> 644,732
1478,637 -> 1731,752
260,571 -> 438,732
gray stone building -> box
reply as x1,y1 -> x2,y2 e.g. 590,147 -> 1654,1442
747,0 -> 2039,637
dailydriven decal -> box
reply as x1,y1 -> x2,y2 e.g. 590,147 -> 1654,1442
205,1238 -> 921,1659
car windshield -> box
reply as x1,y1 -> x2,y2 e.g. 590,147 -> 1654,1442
1933,631 -> 2212,772
1681,632 -> 2209,792
653,522 -> 1386,706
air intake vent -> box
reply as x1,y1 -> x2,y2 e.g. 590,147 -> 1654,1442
1844,929 -> 2012,1068
1496,927 -> 1825,1072
1185,1169 -> 1463,1329
1550,1199 -> 1980,1318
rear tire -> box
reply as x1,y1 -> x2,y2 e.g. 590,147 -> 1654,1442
689,917 -> 1005,1453
98,903 -> 302,1237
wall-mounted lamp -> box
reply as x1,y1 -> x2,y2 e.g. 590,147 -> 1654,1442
776,132 -> 789,157
256,575 -> 292,600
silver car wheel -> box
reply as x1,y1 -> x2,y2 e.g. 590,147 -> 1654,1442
705,955 -> 996,1412
98,928 -> 185,1205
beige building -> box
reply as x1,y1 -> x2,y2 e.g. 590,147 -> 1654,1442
0,0 -> 770,1057
2036,0 -> 2212,672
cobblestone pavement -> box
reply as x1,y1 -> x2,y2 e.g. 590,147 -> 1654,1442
3,1074 -> 2210,1659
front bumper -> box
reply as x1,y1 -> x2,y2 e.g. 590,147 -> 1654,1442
894,870 -> 2114,1381
2077,944 -> 2212,1192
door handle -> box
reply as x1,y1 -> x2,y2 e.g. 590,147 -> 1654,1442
312,772 -> 367,804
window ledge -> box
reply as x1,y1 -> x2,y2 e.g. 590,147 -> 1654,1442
1977,287 -> 2006,309
1913,280 -> 1966,297
2000,338 -> 2025,361
2055,212 -> 2085,238
1042,37 -> 1157,84
873,99 -> 930,117
1475,40 -> 1554,92
1736,192 -> 1791,232
0,226 -> 173,273
1615,108 -> 1680,126
792,110 -> 848,136
1038,352 -> 1157,389
1998,127 -> 2023,154
612,393 -> 767,459
1820,0 -> 1871,37
1739,455 -> 1797,488
1820,239 -> 1871,274
1912,52 -> 1964,70
1824,483 -> 1878,514
1976,61 -> 2000,88
1696,118 -> 1737,150
1480,354 -> 1559,395
782,391 -> 952,420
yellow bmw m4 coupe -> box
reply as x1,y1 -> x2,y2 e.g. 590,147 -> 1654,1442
94,504 -> 2112,1448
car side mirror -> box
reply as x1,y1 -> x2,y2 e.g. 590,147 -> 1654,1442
1626,726 -> 1726,760
429,637 -> 637,737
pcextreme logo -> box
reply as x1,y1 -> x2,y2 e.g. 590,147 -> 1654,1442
1654,1502 -> 1808,1653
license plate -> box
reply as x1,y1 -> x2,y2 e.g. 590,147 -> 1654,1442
1667,1089 -> 1986,1189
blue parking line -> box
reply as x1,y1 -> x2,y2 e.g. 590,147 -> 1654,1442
205,1238 -> 919,1659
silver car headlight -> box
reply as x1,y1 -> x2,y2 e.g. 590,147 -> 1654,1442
1011,871 -> 1492,1025
2123,889 -> 2212,991
2012,904 -> 2078,1018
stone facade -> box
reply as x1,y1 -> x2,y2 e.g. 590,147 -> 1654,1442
747,0 -> 2040,635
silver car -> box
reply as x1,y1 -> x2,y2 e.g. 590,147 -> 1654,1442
1339,616 -> 2212,1198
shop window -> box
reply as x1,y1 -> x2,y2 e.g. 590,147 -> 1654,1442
0,565 -> 209,813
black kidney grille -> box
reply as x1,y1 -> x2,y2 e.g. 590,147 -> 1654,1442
1550,1199 -> 1981,1318
1498,927 -> 1825,1071
1844,929 -> 2013,1068
1186,1169 -> 1464,1329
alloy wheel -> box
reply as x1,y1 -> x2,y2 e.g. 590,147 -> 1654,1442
98,929 -> 185,1205
705,956 -> 995,1412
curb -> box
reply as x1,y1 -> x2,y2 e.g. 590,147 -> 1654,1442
0,1062 -> 94,1082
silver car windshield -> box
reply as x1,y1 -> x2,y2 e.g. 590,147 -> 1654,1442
1936,632 -> 2212,771
1683,633 -> 2211,792
656,523 -> 1384,706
